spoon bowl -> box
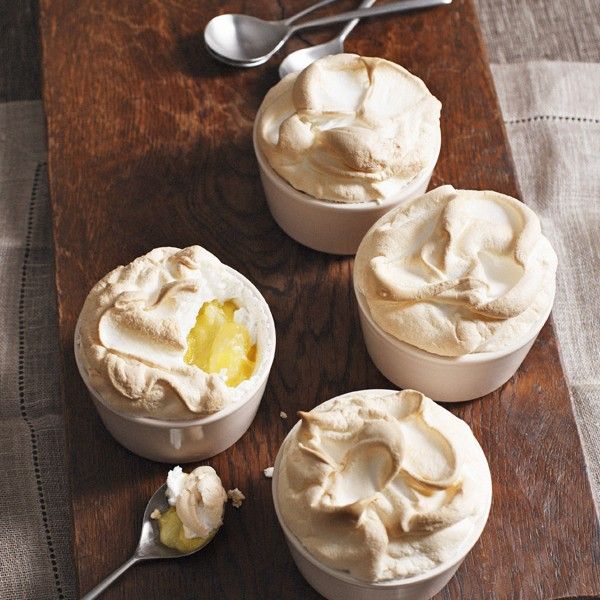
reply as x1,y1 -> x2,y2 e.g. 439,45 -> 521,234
205,14 -> 291,66
81,483 -> 220,599
205,43 -> 267,68
278,37 -> 345,78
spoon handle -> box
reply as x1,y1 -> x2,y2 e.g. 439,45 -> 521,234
80,555 -> 139,600
289,0 -> 452,33
338,0 -> 377,43
283,0 -> 340,26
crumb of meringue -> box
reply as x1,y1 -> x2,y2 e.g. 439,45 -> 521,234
227,488 -> 245,508
279,411 -> 287,419
263,467 -> 274,478
150,508 -> 161,520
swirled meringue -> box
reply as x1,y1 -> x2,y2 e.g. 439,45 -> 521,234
256,54 -> 441,204
166,466 -> 227,538
276,390 -> 491,581
354,186 -> 558,356
75,246 -> 274,419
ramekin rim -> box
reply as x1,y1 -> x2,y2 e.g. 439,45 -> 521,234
353,279 -> 553,364
271,389 -> 493,588
74,262 -> 277,428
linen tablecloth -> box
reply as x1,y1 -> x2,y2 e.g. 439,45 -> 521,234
1,3 -> 599,598
492,61 -> 600,503
0,101 -> 74,599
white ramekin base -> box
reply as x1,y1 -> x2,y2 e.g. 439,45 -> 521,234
354,287 -> 551,403
286,539 -> 462,600
74,331 -> 271,463
86,373 -> 267,463
253,120 -> 439,256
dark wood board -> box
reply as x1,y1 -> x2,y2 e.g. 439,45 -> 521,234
39,0 -> 600,598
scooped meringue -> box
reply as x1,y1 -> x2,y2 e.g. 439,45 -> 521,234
166,466 -> 227,539
256,54 -> 441,204
354,186 -> 558,356
276,390 -> 491,582
75,245 -> 274,419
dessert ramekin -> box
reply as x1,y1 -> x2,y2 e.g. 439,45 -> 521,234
253,122 -> 440,256
353,281 -> 553,403
74,265 -> 276,463
272,390 -> 492,600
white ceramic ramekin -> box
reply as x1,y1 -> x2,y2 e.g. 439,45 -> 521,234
272,390 -> 492,600
353,281 -> 553,403
74,269 -> 276,464
253,122 -> 440,256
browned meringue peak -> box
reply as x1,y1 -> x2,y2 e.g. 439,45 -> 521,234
354,185 -> 558,356
166,466 -> 227,538
277,390 -> 490,582
76,246 -> 271,419
256,54 -> 441,203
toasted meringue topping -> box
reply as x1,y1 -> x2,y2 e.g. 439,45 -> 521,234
256,54 -> 441,204
75,246 -> 274,419
276,390 -> 491,581
166,466 -> 227,538
354,186 -> 558,356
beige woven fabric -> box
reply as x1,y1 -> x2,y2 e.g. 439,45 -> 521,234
492,61 -> 600,514
476,0 -> 600,63
0,101 -> 76,599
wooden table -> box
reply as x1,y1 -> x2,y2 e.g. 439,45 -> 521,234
39,0 -> 600,597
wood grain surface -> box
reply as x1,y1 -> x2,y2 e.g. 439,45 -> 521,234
39,0 -> 600,598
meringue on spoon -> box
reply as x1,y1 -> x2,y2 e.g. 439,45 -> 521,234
81,467 -> 227,599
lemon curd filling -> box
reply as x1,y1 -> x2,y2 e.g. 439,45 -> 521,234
184,300 -> 256,387
157,507 -> 206,553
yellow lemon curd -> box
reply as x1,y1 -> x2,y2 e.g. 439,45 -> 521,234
157,507 -> 206,553
184,300 -> 256,386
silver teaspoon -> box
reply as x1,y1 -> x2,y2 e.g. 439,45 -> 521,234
205,0 -> 452,67
80,483 -> 220,599
203,0 -> 340,68
279,0 -> 376,79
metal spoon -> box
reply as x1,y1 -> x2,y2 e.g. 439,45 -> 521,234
279,0 -> 376,79
81,483 -> 220,599
203,0 -> 339,68
205,0 -> 452,67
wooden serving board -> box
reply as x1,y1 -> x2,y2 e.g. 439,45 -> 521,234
39,0 -> 600,597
